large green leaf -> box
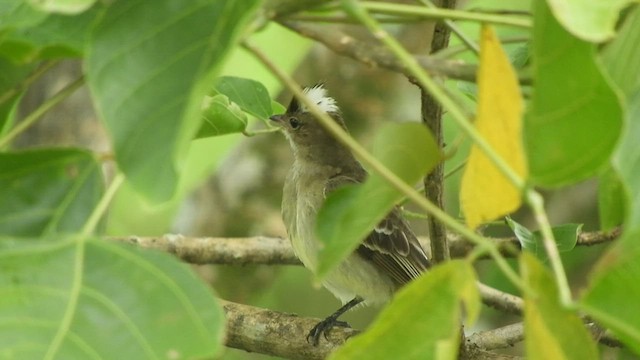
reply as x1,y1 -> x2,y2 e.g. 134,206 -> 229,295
315,122 -> 440,278
521,253 -> 598,359
600,6 -> 640,98
0,237 -> 224,358
546,0 -> 632,42
0,2 -> 100,62
0,149 -> 103,237
26,0 -> 96,14
86,0 -> 260,202
579,229 -> 640,354
524,0 -> 622,186
331,260 -> 479,360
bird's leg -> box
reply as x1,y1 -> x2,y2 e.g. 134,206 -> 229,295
307,297 -> 363,346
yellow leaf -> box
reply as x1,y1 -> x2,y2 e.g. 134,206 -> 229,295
461,25 -> 527,229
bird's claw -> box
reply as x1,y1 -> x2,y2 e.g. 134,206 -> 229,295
307,318 -> 351,346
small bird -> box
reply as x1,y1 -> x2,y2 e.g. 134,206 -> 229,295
270,84 -> 431,345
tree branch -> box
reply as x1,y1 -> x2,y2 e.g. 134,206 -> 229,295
422,0 -> 454,265
109,227 -> 619,265
221,299 -> 620,359
280,21 -> 532,85
222,299 -> 357,360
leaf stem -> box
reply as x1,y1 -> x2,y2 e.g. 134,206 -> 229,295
527,191 -> 573,306
0,76 -> 85,149
360,1 -> 531,28
45,173 -> 125,359
418,0 -> 480,55
243,40 -> 530,295
0,60 -> 58,106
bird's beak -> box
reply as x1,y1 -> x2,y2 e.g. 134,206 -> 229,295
269,114 -> 284,123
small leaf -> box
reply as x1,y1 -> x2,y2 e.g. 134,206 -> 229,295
0,149 -> 103,237
86,0 -> 260,202
525,0 -> 622,186
213,76 -> 273,119
330,261 -> 479,360
461,25 -> 527,229
316,123 -> 440,278
546,0 -> 632,42
0,237 -> 224,358
271,100 -> 286,115
506,218 -> 581,260
522,253 -> 599,360
196,95 -> 247,138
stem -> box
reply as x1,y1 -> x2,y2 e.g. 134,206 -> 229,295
344,0 -> 525,190
0,76 -> 85,149
243,40 -> 529,294
527,191 -> 573,306
421,0 -> 454,264
0,60 -> 58,106
45,173 -> 125,359
81,173 -> 125,236
360,1 -> 531,28
419,0 -> 480,55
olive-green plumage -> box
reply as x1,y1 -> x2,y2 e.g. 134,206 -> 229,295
270,84 -> 430,344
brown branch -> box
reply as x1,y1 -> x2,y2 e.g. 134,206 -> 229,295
109,227 -> 619,266
222,299 -> 621,358
222,299 -> 357,360
423,0 -> 454,265
477,283 -> 523,316
280,21 -> 532,85
109,235 -> 298,265
282,21 -> 478,82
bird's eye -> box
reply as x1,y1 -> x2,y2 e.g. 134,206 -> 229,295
289,117 -> 301,129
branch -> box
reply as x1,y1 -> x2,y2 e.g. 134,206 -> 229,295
280,21 -> 532,85
422,0 -> 454,265
110,235 -> 298,265
108,227 -> 619,265
221,299 -> 620,359
222,299 -> 357,360
223,299 -> 523,359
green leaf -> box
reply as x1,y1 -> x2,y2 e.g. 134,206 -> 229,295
613,91 -> 640,227
0,1 -> 48,30
330,260 -> 479,360
0,149 -> 103,237
600,6 -> 640,98
213,76 -> 273,119
579,229 -> 640,354
26,0 -> 96,14
316,122 -> 440,278
546,0 -> 632,42
598,167 -> 625,231
521,253 -> 599,360
86,0 -> 260,202
0,4 -> 100,62
505,218 -> 581,260
0,237 -> 224,358
196,94 -> 248,138
525,0 -> 623,186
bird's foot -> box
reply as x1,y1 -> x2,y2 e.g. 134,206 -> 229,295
307,317 -> 351,346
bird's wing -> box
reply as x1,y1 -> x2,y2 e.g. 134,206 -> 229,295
325,175 -> 431,286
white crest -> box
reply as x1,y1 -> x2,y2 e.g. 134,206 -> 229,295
302,84 -> 339,113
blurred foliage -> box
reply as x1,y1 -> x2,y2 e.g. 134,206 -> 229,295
0,0 -> 638,359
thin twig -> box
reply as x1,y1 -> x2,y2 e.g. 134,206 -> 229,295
0,76 -> 85,149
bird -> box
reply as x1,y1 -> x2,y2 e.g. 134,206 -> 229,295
269,84 -> 431,345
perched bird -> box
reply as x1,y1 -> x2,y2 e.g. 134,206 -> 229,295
270,84 -> 431,345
